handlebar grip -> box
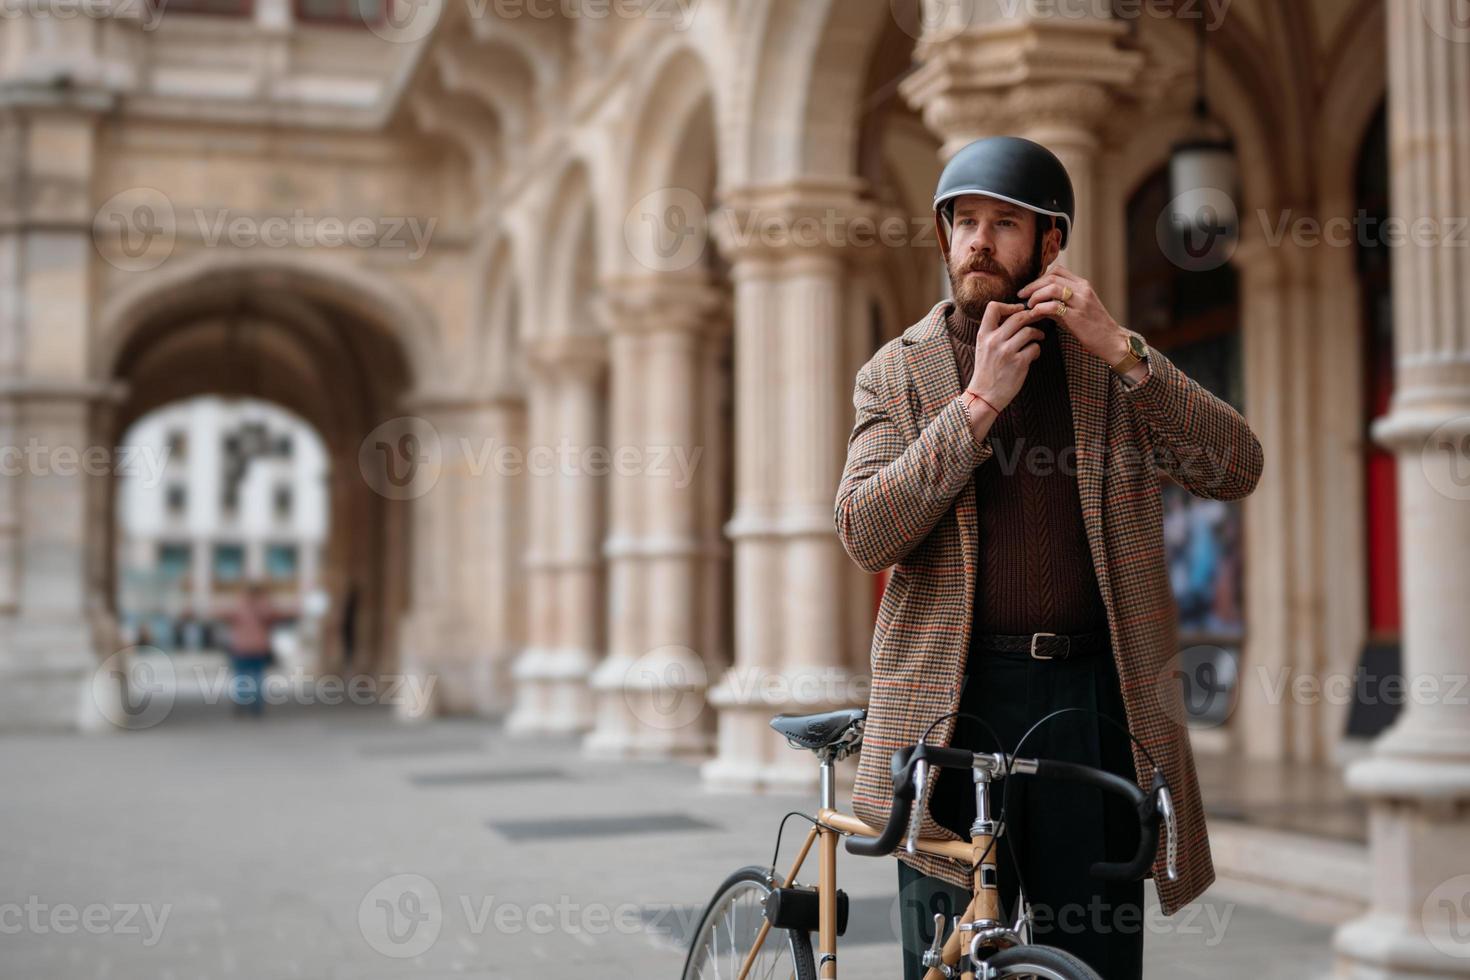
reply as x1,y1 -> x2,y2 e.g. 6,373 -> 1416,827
912,744 -> 976,771
1031,760 -> 1163,881
845,746 -> 918,856
842,743 -> 979,857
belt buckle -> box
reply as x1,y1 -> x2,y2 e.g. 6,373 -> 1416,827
1029,632 -> 1063,660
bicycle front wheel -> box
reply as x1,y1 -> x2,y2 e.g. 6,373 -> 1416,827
980,943 -> 1103,979
680,865 -> 816,980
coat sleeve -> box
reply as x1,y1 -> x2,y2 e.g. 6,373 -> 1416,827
834,353 -> 992,573
1116,344 -> 1263,501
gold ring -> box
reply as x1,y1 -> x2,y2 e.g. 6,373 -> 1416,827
1056,301 -> 1068,318
1062,285 -> 1073,302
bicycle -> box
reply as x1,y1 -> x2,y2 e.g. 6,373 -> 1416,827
680,707 -> 1178,980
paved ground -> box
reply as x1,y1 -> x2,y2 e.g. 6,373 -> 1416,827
0,681 -> 1335,979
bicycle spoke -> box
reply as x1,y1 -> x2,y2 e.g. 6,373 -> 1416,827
689,882 -> 797,980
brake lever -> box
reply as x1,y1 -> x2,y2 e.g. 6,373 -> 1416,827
1157,784 -> 1178,882
906,758 -> 928,855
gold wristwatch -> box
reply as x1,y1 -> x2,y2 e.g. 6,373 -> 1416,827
1111,330 -> 1148,376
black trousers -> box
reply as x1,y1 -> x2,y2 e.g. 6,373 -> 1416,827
896,645 -> 1145,979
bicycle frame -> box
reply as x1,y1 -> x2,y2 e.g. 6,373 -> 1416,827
735,753 -> 1007,980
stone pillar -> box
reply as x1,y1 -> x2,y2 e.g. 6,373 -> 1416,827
506,335 -> 606,735
1230,231 -> 1333,764
586,276 -> 723,757
400,391 -> 526,718
704,190 -> 871,792
0,89 -> 115,732
897,3 -> 1141,282
1334,3 -> 1470,976
584,320 -> 648,755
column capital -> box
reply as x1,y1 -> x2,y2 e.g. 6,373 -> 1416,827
596,274 -> 729,339
899,15 -> 1141,150
524,332 -> 607,379
711,181 -> 899,267
1230,218 -> 1314,286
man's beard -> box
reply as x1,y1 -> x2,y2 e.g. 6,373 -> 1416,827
948,247 -> 1042,322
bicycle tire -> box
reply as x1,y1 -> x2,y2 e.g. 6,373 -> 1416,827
680,864 -> 816,980
979,943 -> 1103,979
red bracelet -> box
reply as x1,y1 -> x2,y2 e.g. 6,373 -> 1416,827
961,387 -> 999,418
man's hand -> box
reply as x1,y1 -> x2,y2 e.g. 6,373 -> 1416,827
967,300 -> 1049,411
1018,264 -> 1131,368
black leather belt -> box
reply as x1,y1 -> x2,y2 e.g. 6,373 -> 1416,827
972,630 -> 1109,661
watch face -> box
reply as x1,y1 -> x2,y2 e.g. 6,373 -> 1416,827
1128,333 -> 1147,357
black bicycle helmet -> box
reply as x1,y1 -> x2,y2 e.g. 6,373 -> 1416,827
932,136 -> 1075,259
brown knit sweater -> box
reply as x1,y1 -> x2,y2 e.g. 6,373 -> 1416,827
946,306 -> 1108,643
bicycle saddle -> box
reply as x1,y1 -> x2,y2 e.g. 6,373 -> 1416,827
769,708 -> 866,750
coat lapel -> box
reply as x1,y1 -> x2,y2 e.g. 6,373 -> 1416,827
902,301 -> 978,604
1057,326 -> 1114,617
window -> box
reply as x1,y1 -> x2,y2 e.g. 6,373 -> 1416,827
295,0 -> 388,25
166,430 -> 187,461
157,544 -> 191,581
165,484 -> 187,516
212,544 -> 246,586
273,484 -> 293,520
160,0 -> 251,14
1126,164 -> 1245,644
265,544 -> 299,582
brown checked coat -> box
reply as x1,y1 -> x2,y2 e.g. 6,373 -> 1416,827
834,299 -> 1263,915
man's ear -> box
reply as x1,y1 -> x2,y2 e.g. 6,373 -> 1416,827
1040,224 -> 1063,268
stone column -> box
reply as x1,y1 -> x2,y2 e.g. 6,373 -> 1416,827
1333,4 -> 1470,976
506,335 -> 605,735
705,190 -> 871,792
584,318 -> 647,756
587,276 -> 723,757
400,390 -> 526,718
0,89 -> 115,732
1230,231 -> 1332,764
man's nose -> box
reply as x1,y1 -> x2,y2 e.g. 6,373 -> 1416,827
968,224 -> 995,254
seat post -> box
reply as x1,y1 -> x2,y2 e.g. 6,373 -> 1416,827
818,756 -> 835,810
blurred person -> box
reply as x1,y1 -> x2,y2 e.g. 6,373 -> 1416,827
225,581 -> 281,717
340,580 -> 360,669
835,136 -> 1263,978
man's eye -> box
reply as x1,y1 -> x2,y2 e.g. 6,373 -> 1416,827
998,219 -> 1016,228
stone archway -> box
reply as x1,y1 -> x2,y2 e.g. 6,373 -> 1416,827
92,256 -> 432,713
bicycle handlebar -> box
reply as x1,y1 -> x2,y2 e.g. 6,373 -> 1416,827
843,743 -> 1175,884
840,746 -> 917,852
1030,761 -> 1166,881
